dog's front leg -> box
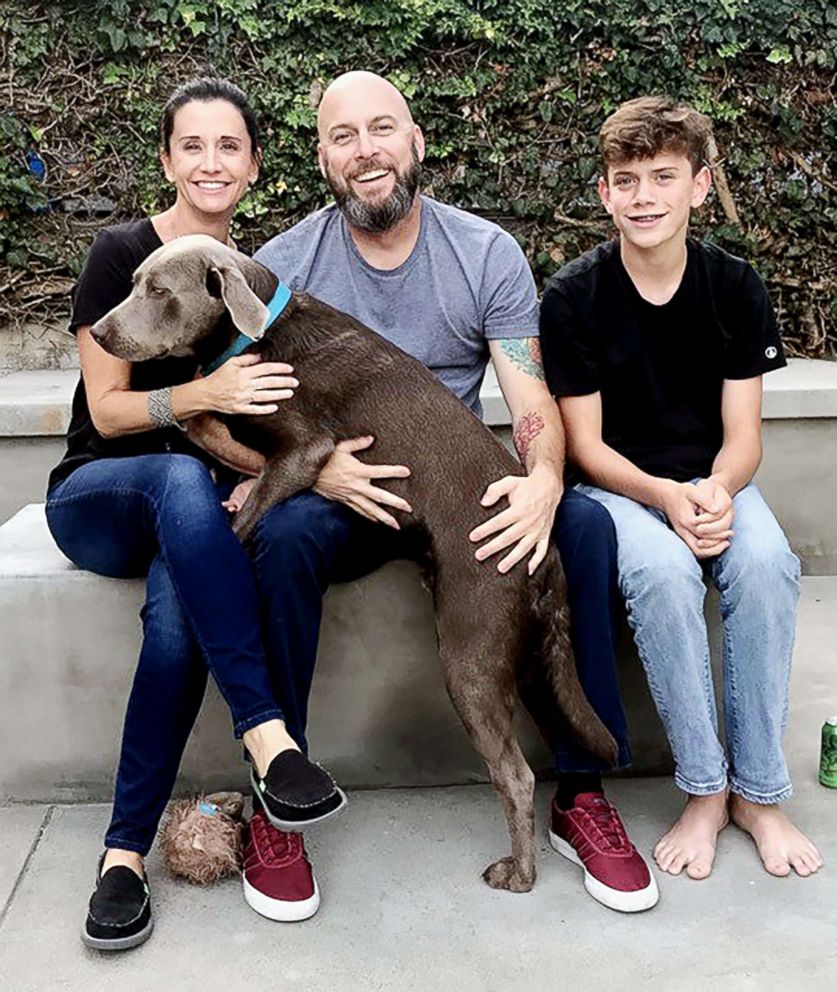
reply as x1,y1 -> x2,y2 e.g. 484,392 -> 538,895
232,436 -> 336,544
186,413 -> 265,476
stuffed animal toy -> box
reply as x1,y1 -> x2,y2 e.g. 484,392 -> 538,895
159,791 -> 246,884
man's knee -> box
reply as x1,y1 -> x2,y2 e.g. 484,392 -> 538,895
249,490 -> 354,569
554,488 -> 617,562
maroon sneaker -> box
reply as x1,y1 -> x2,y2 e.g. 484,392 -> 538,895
549,792 -> 658,912
242,810 -> 320,922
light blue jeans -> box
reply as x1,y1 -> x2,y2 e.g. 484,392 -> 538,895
577,482 -> 800,804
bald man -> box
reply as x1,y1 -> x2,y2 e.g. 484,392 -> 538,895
236,71 -> 657,918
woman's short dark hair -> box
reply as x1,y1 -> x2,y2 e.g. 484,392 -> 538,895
160,77 -> 260,157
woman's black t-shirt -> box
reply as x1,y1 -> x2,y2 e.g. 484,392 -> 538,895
539,238 -> 786,482
47,219 -> 218,494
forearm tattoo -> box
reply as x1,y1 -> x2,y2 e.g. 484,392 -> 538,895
513,410 -> 545,464
499,338 -> 545,381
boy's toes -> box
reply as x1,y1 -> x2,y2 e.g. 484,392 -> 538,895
685,858 -> 711,880
764,856 -> 791,877
806,845 -> 824,869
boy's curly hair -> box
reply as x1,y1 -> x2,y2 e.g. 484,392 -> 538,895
599,96 -> 715,175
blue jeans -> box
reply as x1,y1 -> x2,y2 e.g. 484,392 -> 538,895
577,482 -> 800,804
248,486 -> 631,775
46,455 -> 283,854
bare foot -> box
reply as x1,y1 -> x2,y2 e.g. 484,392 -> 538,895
654,792 -> 728,879
729,794 -> 823,877
102,848 -> 145,879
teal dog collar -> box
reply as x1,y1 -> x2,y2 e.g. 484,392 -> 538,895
203,282 -> 292,375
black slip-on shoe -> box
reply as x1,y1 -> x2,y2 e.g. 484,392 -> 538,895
250,749 -> 347,831
82,857 -> 153,951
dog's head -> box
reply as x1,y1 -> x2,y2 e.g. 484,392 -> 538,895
91,234 -> 277,362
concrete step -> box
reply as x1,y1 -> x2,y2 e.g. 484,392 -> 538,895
2,504 -> 836,802
2,360 -> 836,571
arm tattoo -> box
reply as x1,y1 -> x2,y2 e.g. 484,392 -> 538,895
499,338 -> 545,381
513,410 -> 545,465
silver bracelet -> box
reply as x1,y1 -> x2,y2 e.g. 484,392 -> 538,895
148,387 -> 186,431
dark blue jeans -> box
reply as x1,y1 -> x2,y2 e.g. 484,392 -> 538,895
46,455 -> 283,855
249,486 -> 631,775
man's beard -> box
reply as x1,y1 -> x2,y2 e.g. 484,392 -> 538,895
326,145 -> 421,234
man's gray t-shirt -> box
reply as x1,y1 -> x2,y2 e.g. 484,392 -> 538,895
253,195 -> 539,417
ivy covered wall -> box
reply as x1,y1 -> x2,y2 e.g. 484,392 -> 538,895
1,0 -> 834,360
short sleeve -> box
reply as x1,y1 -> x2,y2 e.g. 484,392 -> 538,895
723,264 -> 786,379
69,228 -> 137,334
252,236 -> 286,278
539,279 -> 600,397
480,232 -> 540,339
253,233 -> 301,289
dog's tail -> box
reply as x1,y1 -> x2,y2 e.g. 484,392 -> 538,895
527,553 -> 618,764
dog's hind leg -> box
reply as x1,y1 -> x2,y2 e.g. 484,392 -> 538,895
440,644 -> 537,893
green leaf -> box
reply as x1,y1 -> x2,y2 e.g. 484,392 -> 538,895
6,248 -> 29,267
102,63 -> 125,85
717,41 -> 743,58
103,24 -> 126,52
766,45 -> 792,64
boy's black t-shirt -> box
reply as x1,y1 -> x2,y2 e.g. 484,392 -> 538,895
47,219 -> 217,494
539,238 -> 786,483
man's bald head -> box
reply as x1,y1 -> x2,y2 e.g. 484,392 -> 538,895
317,71 -> 413,141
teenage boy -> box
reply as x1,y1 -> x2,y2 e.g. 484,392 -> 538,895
539,96 -> 823,881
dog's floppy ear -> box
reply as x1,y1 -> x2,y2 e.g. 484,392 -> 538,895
207,264 -> 270,340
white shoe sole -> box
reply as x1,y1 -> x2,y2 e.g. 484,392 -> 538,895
549,830 -> 659,913
242,875 -> 320,922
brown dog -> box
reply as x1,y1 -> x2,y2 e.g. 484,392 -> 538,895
92,234 -> 617,893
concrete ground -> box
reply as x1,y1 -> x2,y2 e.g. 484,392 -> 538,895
2,580 -> 836,992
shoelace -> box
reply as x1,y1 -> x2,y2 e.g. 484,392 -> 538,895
580,797 -> 632,853
251,814 -> 304,865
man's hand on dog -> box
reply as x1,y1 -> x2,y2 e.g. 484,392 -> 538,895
469,466 -> 562,575
204,354 -> 298,415
314,436 -> 412,529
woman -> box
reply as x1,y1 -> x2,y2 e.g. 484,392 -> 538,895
46,78 -> 344,951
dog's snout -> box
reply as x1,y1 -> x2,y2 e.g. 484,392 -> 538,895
90,321 -> 107,343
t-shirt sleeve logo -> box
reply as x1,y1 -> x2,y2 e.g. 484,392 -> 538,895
765,346 -> 778,359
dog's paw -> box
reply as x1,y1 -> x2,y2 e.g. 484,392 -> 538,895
481,856 -> 535,893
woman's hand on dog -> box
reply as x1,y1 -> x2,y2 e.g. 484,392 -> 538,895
469,467 -> 562,575
202,354 -> 298,415
314,436 -> 412,529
